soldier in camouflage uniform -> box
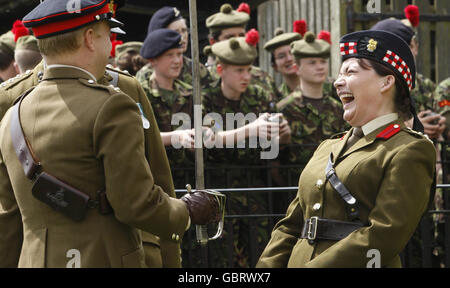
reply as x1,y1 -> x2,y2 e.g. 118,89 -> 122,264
135,6 -> 213,88
436,77 -> 450,137
201,31 -> 290,267
138,29 -> 199,190
275,32 -> 348,187
263,26 -> 302,99
206,3 -> 282,101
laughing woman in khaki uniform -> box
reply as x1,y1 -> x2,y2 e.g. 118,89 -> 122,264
257,30 -> 436,268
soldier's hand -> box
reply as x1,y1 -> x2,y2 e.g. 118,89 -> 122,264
251,113 -> 279,140
202,126 -> 215,148
418,110 -> 445,139
278,118 -> 292,144
173,129 -> 195,149
180,191 -> 220,225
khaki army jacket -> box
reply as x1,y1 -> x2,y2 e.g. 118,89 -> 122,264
0,66 -> 189,267
0,62 -> 181,267
257,120 -> 436,268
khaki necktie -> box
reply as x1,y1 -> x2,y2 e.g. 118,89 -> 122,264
344,127 -> 364,152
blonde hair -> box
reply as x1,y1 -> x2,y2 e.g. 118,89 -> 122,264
37,22 -> 102,56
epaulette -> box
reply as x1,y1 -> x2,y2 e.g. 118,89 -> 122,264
0,69 -> 34,90
403,126 -> 433,143
330,131 -> 347,140
105,65 -> 132,77
78,78 -> 123,95
376,123 -> 401,140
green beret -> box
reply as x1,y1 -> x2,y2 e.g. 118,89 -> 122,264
264,28 -> 302,52
211,36 -> 257,65
290,31 -> 330,59
15,35 -> 39,52
115,41 -> 143,60
206,4 -> 250,33
0,31 -> 16,57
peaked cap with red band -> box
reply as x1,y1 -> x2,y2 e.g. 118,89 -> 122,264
340,30 -> 423,133
22,0 -> 125,39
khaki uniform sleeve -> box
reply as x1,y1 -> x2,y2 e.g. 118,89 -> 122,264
305,139 -> 435,268
0,137 -> 23,267
256,195 -> 304,268
93,93 -> 189,242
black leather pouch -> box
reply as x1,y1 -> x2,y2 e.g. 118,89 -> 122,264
32,172 -> 90,222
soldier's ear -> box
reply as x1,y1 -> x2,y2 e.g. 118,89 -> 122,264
216,63 -> 223,76
83,27 -> 96,52
380,75 -> 395,94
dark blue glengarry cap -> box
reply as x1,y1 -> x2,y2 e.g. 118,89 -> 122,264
148,6 -> 183,33
340,30 -> 415,91
370,18 -> 415,45
22,0 -> 124,39
340,30 -> 422,132
140,28 -> 182,59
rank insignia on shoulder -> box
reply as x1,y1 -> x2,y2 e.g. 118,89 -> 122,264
376,124 -> 400,139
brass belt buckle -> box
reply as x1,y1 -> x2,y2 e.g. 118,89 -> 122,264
307,216 -> 319,242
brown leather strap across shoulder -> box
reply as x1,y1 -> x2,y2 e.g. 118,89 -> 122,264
10,88 -> 41,180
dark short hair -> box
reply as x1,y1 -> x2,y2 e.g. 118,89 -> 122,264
0,49 -> 14,70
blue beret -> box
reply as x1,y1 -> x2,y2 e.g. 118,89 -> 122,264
140,29 -> 182,59
22,0 -> 124,39
370,18 -> 415,45
148,6 -> 183,33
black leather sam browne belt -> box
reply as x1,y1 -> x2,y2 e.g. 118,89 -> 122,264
10,88 -> 113,221
301,154 -> 364,244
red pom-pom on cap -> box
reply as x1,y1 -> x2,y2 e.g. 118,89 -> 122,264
111,40 -> 123,57
12,20 -> 30,42
237,3 -> 251,15
245,29 -> 259,46
12,20 -> 25,34
404,5 -> 419,27
293,20 -> 307,36
317,30 -> 331,44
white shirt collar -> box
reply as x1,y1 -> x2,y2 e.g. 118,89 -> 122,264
46,64 -> 97,81
361,113 -> 399,136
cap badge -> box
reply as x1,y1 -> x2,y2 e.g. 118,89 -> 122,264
174,8 -> 180,18
367,39 -> 377,53
109,1 -> 115,13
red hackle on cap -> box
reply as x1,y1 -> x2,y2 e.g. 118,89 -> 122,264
111,39 -> 123,57
404,5 -> 419,27
293,20 -> 307,36
317,30 -> 331,44
245,29 -> 259,46
237,3 -> 251,15
12,20 -> 30,42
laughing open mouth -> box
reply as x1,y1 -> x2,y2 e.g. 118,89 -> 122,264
340,93 -> 355,104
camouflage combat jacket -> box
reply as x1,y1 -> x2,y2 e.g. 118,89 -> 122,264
411,73 -> 437,112
202,80 -> 274,187
138,72 -> 195,186
207,62 -> 281,102
436,77 -> 450,114
136,56 -> 213,88
278,82 -> 293,99
277,88 -> 348,183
